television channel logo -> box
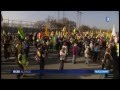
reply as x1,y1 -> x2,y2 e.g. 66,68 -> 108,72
94,70 -> 109,74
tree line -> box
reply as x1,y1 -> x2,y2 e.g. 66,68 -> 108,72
2,16 -> 111,33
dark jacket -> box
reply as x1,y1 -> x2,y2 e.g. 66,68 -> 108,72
103,53 -> 113,69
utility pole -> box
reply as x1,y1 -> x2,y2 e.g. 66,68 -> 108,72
58,11 -> 60,22
77,11 -> 83,32
78,11 -> 83,28
63,11 -> 65,19
76,11 -> 79,28
63,11 -> 65,25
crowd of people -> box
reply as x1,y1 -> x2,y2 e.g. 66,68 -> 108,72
1,27 -> 119,79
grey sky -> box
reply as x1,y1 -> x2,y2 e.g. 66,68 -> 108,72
1,11 -> 119,32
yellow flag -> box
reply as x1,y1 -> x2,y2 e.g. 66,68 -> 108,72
45,26 -> 50,36
62,26 -> 67,36
106,30 -> 109,38
55,30 -> 58,36
37,51 -> 41,57
62,26 -> 66,32
73,28 -> 76,34
90,31 -> 93,37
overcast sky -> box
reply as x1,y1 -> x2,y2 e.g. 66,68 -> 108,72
1,11 -> 119,32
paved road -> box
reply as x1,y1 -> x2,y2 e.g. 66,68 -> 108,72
1,45 -> 112,79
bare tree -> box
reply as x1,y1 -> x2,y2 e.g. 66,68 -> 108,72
34,20 -> 46,29
79,25 -> 91,32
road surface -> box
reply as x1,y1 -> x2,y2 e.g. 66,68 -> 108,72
1,45 -> 113,79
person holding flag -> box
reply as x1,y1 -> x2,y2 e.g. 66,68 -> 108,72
17,49 -> 28,79
18,27 -> 25,42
